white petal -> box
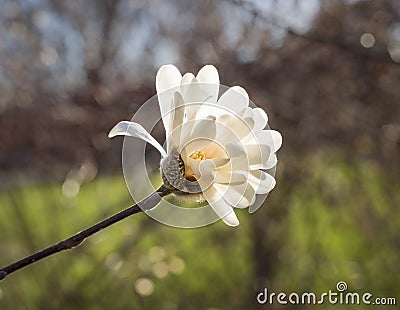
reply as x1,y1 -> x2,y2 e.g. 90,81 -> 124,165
181,72 -> 196,86
246,153 -> 277,170
186,157 -> 201,176
209,143 -> 249,175
216,153 -> 249,174
180,75 -> 202,104
216,113 -> 254,142
196,65 -> 219,85
268,130 -> 283,152
214,170 -> 247,185
156,64 -> 182,93
196,65 -> 219,103
182,69 -> 220,121
214,183 -> 256,208
180,118 -> 217,154
222,211 -> 240,227
245,130 -> 282,153
248,170 -> 276,194
218,143 -> 250,172
264,153 -> 278,169
217,86 -> 249,115
183,66 -> 220,121
252,108 -> 269,131
244,144 -> 271,168
108,121 -> 167,158
243,131 -> 280,170
186,156 -> 216,191
197,159 -> 217,189
197,157 -> 232,179
156,65 -> 182,140
198,158 -> 232,181
248,194 -> 268,214
172,92 -> 185,131
225,143 -> 246,158
203,186 -> 239,226
209,158 -> 230,167
167,92 -> 185,152
190,116 -> 217,139
201,141 -> 227,159
187,151 -> 226,184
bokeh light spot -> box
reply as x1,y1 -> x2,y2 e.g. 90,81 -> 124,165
169,256 -> 185,275
148,246 -> 166,263
40,46 -> 58,66
152,261 -> 169,279
134,278 -> 154,296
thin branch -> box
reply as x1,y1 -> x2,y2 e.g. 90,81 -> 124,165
0,185 -> 171,281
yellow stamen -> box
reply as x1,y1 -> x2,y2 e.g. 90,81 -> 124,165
189,150 -> 206,160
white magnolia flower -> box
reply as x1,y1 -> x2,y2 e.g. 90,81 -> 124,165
109,64 -> 282,226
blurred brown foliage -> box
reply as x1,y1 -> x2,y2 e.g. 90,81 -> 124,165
0,0 -> 399,180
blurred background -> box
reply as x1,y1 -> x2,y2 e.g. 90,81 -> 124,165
0,0 -> 399,309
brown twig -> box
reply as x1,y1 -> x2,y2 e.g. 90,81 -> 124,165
0,185 -> 171,281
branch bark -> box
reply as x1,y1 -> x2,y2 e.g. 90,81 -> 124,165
0,185 -> 171,281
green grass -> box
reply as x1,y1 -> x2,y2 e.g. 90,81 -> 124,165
0,151 -> 399,309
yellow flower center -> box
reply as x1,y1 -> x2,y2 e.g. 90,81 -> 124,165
189,150 -> 206,160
